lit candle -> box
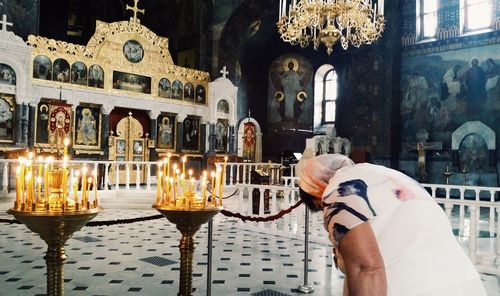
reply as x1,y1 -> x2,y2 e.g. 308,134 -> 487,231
202,171 -> 207,207
73,170 -> 80,204
37,156 -> 43,179
64,138 -> 70,158
162,158 -> 167,191
25,171 -> 32,207
165,176 -> 171,205
93,170 -> 98,207
211,171 -> 216,205
188,169 -> 193,193
166,153 -> 171,179
216,167 -> 222,206
87,177 -> 92,207
19,159 -> 25,206
156,162 -> 163,205
62,158 -> 68,203
190,177 -> 194,194
171,177 -> 176,206
44,161 -> 49,203
15,166 -> 20,208
81,167 -> 87,207
37,176 -> 42,203
182,156 -> 187,176
181,173 -> 186,197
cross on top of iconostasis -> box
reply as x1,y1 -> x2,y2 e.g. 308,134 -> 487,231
0,14 -> 13,32
220,66 -> 229,79
126,0 -> 145,24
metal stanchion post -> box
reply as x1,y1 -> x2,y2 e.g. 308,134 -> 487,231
298,206 -> 314,293
207,219 -> 214,296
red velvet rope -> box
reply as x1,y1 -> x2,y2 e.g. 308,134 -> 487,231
0,200 -> 304,226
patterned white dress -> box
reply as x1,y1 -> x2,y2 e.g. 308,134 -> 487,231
323,163 -> 486,296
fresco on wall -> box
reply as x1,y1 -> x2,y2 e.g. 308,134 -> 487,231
267,54 -> 313,130
401,44 -> 500,149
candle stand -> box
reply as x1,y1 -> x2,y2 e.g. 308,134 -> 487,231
8,209 -> 99,296
8,143 -> 101,296
154,205 -> 221,296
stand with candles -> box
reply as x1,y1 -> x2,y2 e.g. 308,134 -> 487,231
153,156 -> 226,296
7,139 -> 100,296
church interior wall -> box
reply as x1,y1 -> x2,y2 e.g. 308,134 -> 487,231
399,1 -> 500,186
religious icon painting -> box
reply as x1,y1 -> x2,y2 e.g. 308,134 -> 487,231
215,119 -> 228,153
0,94 -> 15,143
53,58 -> 70,83
182,116 -> 200,152
172,80 -> 183,100
88,64 -> 104,88
112,71 -> 151,94
184,82 -> 195,101
242,122 -> 256,162
195,85 -> 206,104
0,63 -> 16,86
116,139 -> 126,155
123,40 -> 144,63
33,55 -> 52,80
157,113 -> 176,149
48,102 -> 72,151
36,102 -> 50,144
71,62 -> 87,86
217,100 -> 229,114
133,140 -> 143,155
158,78 -> 171,98
73,105 -> 101,150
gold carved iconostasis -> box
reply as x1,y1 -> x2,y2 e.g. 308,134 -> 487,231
26,4 -> 210,162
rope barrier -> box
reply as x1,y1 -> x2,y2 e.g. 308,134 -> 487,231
0,200 -> 304,226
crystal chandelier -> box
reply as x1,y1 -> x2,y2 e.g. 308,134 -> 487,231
277,0 -> 385,55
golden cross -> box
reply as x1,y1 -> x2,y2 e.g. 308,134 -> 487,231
126,0 -> 145,23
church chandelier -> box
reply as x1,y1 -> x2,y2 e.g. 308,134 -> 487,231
277,0 -> 385,55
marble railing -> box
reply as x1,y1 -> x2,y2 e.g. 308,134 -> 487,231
422,183 -> 500,275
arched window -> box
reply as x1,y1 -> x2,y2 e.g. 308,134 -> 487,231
314,64 -> 338,132
462,0 -> 492,32
417,0 -> 438,39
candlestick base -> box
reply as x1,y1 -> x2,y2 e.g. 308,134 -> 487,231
154,205 -> 222,296
8,208 -> 100,296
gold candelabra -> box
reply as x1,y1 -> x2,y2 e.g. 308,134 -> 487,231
277,0 -> 385,55
8,139 -> 101,296
153,154 -> 226,296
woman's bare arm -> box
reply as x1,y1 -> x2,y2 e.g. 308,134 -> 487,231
338,222 -> 387,296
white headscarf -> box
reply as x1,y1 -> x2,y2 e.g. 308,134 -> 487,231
298,154 -> 354,199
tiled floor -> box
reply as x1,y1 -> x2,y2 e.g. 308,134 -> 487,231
0,198 -> 499,295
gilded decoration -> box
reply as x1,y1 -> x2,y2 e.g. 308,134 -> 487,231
26,16 -> 210,104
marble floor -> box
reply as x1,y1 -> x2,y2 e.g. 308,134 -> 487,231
0,198 -> 499,296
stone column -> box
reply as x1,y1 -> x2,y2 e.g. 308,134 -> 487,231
176,114 -> 186,152
208,123 -> 216,156
20,104 -> 29,145
28,104 -> 36,148
101,105 -> 114,160
15,103 -> 23,145
228,125 -> 236,155
149,110 -> 161,161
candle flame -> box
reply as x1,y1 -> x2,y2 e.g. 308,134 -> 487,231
188,169 -> 193,176
82,166 -> 88,174
75,170 -> 80,176
37,176 -> 42,183
211,171 -> 215,178
64,138 -> 70,146
182,156 -> 187,163
167,152 -> 171,158
37,156 -> 44,162
87,177 -> 92,183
